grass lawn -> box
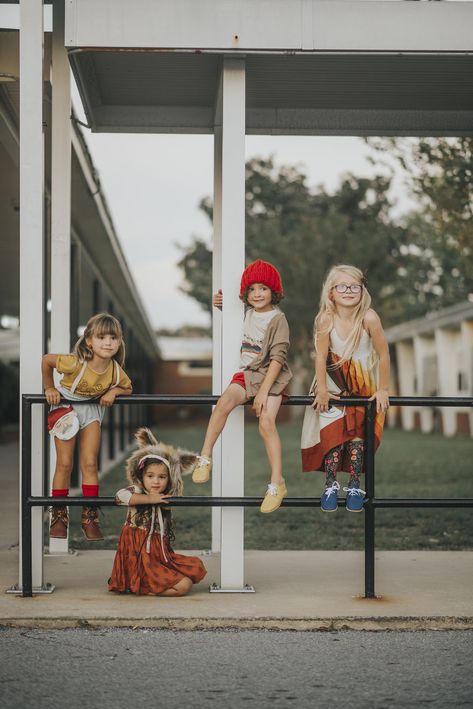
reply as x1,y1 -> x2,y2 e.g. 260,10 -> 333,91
68,422 -> 473,551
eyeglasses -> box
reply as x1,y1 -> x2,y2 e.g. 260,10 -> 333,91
332,283 -> 362,294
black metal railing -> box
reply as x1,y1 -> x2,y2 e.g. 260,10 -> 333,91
20,394 -> 473,598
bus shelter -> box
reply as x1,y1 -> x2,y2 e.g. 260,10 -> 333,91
18,0 -> 473,591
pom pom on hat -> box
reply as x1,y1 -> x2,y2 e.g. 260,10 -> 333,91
239,259 -> 283,297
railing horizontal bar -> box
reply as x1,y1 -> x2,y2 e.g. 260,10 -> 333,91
23,394 -> 473,407
29,496 -> 473,508
372,499 -> 473,508
30,496 -> 330,507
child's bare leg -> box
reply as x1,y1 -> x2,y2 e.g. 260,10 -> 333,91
158,577 -> 193,597
52,436 -> 76,489
258,395 -> 283,485
201,384 -> 247,459
79,421 -> 101,485
50,437 -> 76,538
79,422 -> 103,541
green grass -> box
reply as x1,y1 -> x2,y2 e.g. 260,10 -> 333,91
68,422 -> 473,551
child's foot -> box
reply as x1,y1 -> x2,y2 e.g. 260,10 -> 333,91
49,506 -> 69,538
343,485 -> 366,512
81,506 -> 104,541
192,456 -> 212,484
320,481 -> 340,512
260,482 -> 287,514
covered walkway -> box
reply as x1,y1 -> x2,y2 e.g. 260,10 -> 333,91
11,0 -> 473,595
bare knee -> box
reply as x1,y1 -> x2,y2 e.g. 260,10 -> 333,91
259,413 -> 276,438
216,391 -> 238,416
55,459 -> 73,478
81,459 -> 98,478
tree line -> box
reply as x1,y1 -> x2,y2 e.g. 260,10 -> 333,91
177,138 -> 473,377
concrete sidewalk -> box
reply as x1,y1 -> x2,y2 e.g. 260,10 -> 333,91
1,441 -> 472,629
1,548 -> 472,629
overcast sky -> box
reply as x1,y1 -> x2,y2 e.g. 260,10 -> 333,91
81,128 -> 416,331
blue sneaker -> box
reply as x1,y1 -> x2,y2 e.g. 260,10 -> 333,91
320,481 -> 340,512
343,486 -> 366,512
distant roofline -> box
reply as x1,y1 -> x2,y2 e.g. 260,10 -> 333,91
386,300 -> 473,343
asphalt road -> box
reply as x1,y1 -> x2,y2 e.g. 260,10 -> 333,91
0,628 -> 472,708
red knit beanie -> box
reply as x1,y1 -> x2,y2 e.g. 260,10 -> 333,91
239,259 -> 283,297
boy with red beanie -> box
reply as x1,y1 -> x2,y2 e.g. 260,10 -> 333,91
192,259 -> 292,513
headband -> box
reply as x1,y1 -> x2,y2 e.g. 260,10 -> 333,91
138,454 -> 170,471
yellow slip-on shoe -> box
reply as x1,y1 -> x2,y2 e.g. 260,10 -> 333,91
260,482 -> 287,514
192,456 -> 212,484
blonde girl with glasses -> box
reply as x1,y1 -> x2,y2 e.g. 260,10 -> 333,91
301,265 -> 390,512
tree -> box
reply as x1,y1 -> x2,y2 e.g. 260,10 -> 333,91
367,137 -> 473,310
178,158 -> 411,381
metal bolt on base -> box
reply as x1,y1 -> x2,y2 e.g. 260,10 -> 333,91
209,582 -> 255,593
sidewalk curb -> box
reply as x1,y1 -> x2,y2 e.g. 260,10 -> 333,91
1,616 -> 472,631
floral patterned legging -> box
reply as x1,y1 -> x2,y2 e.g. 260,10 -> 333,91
324,439 -> 364,488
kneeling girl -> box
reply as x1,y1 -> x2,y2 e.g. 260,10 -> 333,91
109,428 -> 207,596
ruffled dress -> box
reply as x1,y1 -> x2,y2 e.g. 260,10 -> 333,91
301,328 -> 385,473
108,485 -> 206,595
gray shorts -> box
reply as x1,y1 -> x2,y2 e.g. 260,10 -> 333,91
50,386 -> 105,430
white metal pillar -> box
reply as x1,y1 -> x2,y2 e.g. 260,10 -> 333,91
49,0 -> 72,554
19,0 -> 45,589
211,120 -> 223,553
217,58 -> 246,589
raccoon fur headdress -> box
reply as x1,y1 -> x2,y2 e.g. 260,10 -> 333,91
126,427 -> 199,496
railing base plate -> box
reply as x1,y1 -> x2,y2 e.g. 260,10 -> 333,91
209,583 -> 255,593
6,582 -> 56,595
44,549 -> 79,558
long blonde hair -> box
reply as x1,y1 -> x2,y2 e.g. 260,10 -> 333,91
314,265 -> 371,366
74,313 -> 126,366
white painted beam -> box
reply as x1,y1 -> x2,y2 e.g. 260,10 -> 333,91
65,0 -> 473,52
19,0 -> 45,590
49,0 -> 72,555
219,57 -> 245,589
211,92 -> 223,553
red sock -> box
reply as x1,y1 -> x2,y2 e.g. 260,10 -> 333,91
52,488 -> 69,497
82,484 -> 99,498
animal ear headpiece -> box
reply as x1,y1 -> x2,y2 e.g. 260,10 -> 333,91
126,428 -> 199,496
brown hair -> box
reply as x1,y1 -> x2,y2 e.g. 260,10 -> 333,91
74,313 -> 126,366
125,428 -> 198,541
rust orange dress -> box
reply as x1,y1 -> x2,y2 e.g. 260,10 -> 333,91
301,328 -> 385,473
108,485 -> 206,595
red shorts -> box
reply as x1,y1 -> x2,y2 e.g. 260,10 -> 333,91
229,372 -> 288,399
230,371 -> 247,391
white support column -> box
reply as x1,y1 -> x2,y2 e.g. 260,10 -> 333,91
218,57 -> 246,589
413,335 -> 436,434
19,0 -> 45,589
49,0 -> 72,554
395,340 -> 416,431
460,320 -> 473,437
211,119 -> 223,553
435,327 -> 460,437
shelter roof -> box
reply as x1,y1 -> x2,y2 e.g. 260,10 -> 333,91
386,301 -> 473,343
65,0 -> 473,136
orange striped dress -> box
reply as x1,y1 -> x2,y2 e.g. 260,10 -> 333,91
108,485 -> 206,595
301,328 -> 385,473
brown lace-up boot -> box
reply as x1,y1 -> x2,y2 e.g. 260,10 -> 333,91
81,506 -> 104,541
49,506 -> 69,539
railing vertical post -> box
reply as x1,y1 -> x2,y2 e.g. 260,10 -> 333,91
119,405 -> 125,452
21,397 -> 33,598
108,407 -> 115,461
364,400 -> 376,598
